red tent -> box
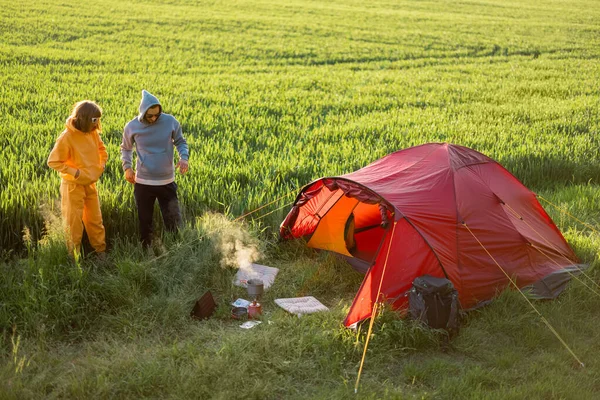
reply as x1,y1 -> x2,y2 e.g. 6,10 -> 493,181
280,143 -> 582,327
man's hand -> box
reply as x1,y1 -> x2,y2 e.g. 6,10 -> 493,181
125,168 -> 135,184
176,159 -> 189,175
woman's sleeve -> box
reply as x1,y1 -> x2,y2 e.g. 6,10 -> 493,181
47,134 -> 78,176
98,133 -> 108,167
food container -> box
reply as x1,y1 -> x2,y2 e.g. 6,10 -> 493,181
248,301 -> 262,319
231,306 -> 248,320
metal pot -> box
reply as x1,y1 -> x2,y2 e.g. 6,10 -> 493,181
247,279 -> 264,300
231,307 -> 248,320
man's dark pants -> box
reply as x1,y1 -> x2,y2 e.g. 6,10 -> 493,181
134,182 -> 182,247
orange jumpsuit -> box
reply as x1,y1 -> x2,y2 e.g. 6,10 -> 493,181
47,118 -> 108,254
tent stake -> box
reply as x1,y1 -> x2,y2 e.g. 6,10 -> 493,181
354,221 -> 398,393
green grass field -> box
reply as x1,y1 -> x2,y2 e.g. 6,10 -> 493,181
1,0 -> 600,398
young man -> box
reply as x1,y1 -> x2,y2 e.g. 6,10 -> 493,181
48,100 -> 107,257
121,90 -> 189,248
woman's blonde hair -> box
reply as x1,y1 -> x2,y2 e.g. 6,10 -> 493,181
70,100 -> 102,133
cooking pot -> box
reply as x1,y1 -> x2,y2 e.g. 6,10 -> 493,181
247,279 -> 264,300
231,306 -> 248,320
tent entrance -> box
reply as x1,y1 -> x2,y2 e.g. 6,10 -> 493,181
307,193 -> 387,267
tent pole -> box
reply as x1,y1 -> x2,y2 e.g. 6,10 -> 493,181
354,221 -> 398,393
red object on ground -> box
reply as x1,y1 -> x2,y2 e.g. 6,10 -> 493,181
248,302 -> 262,319
280,143 -> 581,328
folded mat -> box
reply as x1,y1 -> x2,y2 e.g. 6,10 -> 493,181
234,263 -> 279,290
274,296 -> 329,316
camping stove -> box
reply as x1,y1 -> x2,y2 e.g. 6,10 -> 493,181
247,279 -> 264,319
247,301 -> 262,319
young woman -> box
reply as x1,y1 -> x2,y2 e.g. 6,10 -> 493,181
48,100 -> 108,257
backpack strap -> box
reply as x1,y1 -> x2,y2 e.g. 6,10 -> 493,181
409,288 -> 428,324
446,291 -> 460,332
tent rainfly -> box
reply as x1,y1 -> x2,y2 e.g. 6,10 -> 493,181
280,143 -> 585,328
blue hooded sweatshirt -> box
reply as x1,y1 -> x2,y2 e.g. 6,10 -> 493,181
121,90 -> 189,185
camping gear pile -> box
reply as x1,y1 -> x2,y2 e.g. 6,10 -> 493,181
246,279 -> 264,318
225,263 -> 330,323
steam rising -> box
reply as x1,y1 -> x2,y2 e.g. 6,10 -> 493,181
202,213 -> 262,269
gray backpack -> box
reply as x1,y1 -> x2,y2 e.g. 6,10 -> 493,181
408,275 -> 460,335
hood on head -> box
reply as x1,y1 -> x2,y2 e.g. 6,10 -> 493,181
138,90 -> 162,122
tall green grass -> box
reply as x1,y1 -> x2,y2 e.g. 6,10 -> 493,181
1,0 -> 599,251
2,227 -> 599,398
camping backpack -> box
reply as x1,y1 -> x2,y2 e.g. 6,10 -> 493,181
408,275 -> 460,334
